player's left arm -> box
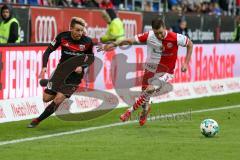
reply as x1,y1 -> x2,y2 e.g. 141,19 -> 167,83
98,37 -> 135,52
177,33 -> 193,72
75,40 -> 95,73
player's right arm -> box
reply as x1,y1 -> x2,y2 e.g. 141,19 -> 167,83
176,33 -> 193,72
101,32 -> 149,51
39,34 -> 61,79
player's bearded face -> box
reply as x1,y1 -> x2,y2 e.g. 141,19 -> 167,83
71,24 -> 84,40
153,27 -> 166,40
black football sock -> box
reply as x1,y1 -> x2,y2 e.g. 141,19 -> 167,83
37,101 -> 59,122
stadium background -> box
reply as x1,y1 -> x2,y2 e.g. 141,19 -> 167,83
0,2 -> 240,160
0,1 -> 239,123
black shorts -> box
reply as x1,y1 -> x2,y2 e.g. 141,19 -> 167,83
44,72 -> 84,98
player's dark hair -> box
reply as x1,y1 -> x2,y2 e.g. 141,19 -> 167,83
152,18 -> 165,29
70,18 -> 85,28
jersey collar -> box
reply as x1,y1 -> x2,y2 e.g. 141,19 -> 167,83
164,30 -> 168,39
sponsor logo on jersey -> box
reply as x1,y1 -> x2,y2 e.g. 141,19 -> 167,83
79,45 -> 85,50
47,82 -> 52,90
167,42 -> 173,48
63,51 -> 83,56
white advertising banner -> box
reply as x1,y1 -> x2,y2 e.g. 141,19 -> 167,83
0,44 -> 239,123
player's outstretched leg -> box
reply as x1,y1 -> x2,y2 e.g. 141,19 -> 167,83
120,85 -> 155,122
27,93 -> 66,128
27,101 -> 60,128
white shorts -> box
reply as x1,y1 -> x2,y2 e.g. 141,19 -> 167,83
142,69 -> 174,92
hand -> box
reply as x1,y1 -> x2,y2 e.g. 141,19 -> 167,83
181,63 -> 188,72
97,43 -> 116,52
39,67 -> 47,79
75,66 -> 83,74
104,43 -> 117,51
96,44 -> 104,52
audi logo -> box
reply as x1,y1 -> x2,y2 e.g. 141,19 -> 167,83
35,16 -> 57,43
123,19 -> 137,38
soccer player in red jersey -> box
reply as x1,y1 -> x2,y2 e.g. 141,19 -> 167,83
102,18 -> 193,126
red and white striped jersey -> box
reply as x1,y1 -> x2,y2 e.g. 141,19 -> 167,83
135,30 -> 189,74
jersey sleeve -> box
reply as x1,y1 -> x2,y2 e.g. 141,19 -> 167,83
49,33 -> 62,50
177,33 -> 189,47
42,33 -> 62,68
135,32 -> 149,43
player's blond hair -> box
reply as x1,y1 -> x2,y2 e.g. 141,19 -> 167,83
70,17 -> 87,27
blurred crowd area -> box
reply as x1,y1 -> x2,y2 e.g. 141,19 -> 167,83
0,0 -> 120,8
167,0 -> 240,16
0,0 -> 240,15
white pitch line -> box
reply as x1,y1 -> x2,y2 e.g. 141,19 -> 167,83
0,104 -> 240,146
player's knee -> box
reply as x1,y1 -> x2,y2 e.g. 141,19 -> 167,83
54,94 -> 66,105
145,85 -> 155,94
42,95 -> 53,103
42,93 -> 54,102
42,97 -> 50,103
54,97 -> 64,105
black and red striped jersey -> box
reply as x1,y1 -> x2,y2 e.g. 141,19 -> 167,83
43,31 -> 94,67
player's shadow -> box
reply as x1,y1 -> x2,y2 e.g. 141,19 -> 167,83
55,88 -> 119,121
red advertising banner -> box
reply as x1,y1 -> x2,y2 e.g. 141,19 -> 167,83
30,7 -> 63,43
118,11 -> 142,38
30,7 -> 143,43
0,46 -> 60,100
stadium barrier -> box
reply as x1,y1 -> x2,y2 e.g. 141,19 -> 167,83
0,43 -> 240,123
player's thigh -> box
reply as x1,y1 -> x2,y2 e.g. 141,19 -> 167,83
43,91 -> 56,102
154,73 -> 174,94
144,85 -> 156,94
142,70 -> 155,91
59,72 -> 83,98
53,92 -> 67,105
143,72 -> 174,93
65,72 -> 83,85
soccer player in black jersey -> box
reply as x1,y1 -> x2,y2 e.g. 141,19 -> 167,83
28,17 -> 95,128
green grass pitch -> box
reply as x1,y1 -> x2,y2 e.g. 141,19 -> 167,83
0,92 -> 240,160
